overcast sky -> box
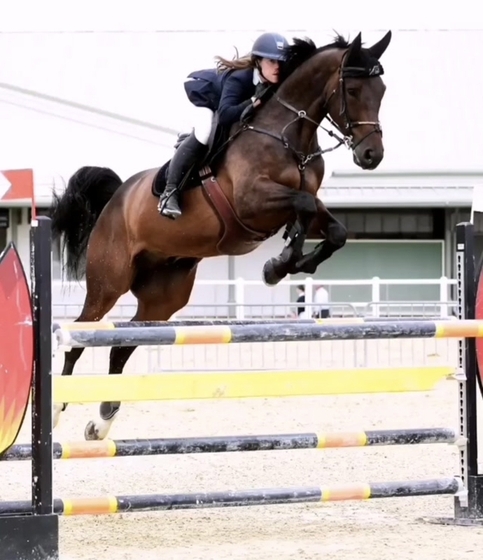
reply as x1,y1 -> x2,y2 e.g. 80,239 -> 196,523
1,0 -> 478,32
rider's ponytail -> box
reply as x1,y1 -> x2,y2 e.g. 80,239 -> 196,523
214,47 -> 257,73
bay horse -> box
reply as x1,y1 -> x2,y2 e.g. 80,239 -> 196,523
50,31 -> 392,440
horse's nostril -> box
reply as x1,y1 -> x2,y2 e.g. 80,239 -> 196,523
364,148 -> 374,162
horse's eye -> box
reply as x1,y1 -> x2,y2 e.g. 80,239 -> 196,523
347,88 -> 358,97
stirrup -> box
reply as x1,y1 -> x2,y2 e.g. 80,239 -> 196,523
157,184 -> 176,211
158,192 -> 182,219
157,194 -> 171,213
160,205 -> 182,219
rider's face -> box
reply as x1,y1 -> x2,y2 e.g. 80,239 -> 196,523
259,58 -> 281,84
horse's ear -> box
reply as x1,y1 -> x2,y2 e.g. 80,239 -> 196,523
368,30 -> 392,60
347,32 -> 362,57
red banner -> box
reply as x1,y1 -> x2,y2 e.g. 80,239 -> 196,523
0,243 -> 33,457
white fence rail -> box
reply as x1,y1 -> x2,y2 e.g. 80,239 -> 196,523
52,276 -> 458,321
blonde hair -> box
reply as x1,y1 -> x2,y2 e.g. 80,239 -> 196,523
215,46 -> 257,73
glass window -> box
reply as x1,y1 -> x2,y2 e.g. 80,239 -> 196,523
0,227 -> 6,253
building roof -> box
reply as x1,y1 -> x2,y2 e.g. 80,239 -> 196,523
1,167 -> 476,209
320,170 -> 482,208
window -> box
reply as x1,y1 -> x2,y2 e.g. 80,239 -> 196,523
325,209 -> 440,240
0,227 -> 6,253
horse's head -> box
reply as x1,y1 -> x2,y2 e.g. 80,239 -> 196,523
256,32 -> 391,173
324,31 -> 391,169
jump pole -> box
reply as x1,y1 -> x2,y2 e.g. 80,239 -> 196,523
1,427 -> 461,462
0,478 -> 463,516
51,366 -> 454,403
53,316 -> 453,330
54,319 -> 483,349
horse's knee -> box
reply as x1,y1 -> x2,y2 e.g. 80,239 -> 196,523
294,192 -> 317,216
329,221 -> 347,249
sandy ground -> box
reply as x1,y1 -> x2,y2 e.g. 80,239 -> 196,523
2,339 -> 483,559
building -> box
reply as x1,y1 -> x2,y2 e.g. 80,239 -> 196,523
1,29 -> 482,318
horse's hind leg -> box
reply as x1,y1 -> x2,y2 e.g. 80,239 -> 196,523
84,256 -> 200,441
53,225 -> 134,428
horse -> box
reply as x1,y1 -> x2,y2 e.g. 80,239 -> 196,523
50,30 -> 392,440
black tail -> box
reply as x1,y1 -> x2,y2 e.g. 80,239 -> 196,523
50,166 -> 123,281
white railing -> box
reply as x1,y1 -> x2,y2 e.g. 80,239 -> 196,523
51,276 -> 458,321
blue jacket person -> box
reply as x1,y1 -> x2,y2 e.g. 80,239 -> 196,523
158,32 -> 289,220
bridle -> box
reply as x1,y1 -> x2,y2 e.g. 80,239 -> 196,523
240,51 -> 385,176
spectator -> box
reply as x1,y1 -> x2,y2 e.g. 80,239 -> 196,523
313,285 -> 330,318
294,285 -> 308,319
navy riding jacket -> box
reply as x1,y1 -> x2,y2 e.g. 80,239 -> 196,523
184,67 -> 256,127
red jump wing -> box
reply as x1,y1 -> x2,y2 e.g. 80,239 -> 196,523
0,243 -> 33,457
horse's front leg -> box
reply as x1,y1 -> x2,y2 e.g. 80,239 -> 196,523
294,198 -> 347,274
261,190 -> 318,286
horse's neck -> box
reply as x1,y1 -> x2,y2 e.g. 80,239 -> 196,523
284,50 -> 340,115
267,51 -> 341,146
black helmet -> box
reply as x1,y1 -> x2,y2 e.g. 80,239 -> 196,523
251,32 -> 289,61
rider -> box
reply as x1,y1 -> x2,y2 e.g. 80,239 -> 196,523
158,31 -> 289,220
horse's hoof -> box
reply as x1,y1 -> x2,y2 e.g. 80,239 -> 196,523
84,417 -> 115,441
84,420 -> 102,441
262,258 -> 285,286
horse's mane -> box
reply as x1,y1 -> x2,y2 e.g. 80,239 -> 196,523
279,32 -> 372,83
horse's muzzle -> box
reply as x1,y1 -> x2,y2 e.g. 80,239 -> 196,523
353,143 -> 384,170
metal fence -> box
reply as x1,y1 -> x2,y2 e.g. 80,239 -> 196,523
52,276 -> 458,321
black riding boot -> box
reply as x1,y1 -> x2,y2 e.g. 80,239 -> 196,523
158,131 -> 206,219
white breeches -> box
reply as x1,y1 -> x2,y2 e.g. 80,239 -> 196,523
191,106 -> 214,144
182,98 -> 215,145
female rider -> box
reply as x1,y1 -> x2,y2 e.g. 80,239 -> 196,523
159,31 -> 289,219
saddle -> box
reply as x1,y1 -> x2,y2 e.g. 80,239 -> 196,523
151,117 -> 272,255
